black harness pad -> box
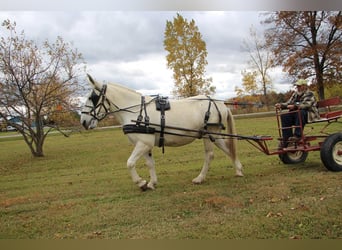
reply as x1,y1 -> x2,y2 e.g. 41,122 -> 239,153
155,96 -> 170,111
123,124 -> 155,134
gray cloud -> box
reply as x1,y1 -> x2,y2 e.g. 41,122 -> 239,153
0,11 -> 289,99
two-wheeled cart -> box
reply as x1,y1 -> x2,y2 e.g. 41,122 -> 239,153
237,96 -> 342,171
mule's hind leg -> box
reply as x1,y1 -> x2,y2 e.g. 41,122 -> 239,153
192,139 -> 214,184
214,138 -> 243,177
143,151 -> 157,190
127,141 -> 154,191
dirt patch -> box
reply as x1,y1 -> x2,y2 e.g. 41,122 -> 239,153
0,195 -> 30,208
203,196 -> 243,210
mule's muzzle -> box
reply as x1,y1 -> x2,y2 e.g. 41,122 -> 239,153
82,120 -> 89,130
81,117 -> 98,130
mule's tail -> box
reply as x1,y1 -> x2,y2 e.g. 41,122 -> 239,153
226,107 -> 238,159
226,107 -> 243,176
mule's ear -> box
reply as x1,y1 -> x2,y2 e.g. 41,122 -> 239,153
87,74 -> 102,89
87,74 -> 95,85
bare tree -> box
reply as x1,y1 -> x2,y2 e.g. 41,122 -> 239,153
242,26 -> 275,106
0,20 -> 85,157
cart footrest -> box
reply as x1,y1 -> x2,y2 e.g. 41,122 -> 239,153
241,135 -> 273,141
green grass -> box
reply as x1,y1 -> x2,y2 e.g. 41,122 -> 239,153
0,117 -> 341,239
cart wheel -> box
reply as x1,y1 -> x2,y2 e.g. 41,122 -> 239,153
320,133 -> 342,172
278,146 -> 308,164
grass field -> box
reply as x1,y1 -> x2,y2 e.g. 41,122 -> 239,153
0,116 -> 341,239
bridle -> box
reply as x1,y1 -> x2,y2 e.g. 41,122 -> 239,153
81,84 -> 149,122
81,85 -> 111,121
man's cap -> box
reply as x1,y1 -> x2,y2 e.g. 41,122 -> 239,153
295,79 -> 308,86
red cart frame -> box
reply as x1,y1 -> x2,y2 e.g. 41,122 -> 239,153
243,96 -> 342,171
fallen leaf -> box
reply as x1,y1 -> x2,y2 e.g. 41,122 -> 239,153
266,211 -> 283,218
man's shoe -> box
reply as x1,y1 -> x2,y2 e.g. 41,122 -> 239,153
289,136 -> 301,142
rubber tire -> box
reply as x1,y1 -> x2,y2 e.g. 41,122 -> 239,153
320,133 -> 342,172
279,146 -> 308,164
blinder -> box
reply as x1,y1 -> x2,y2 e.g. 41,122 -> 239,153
90,90 -> 101,106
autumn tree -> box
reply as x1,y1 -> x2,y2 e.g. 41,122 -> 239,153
233,71 -> 260,112
242,26 -> 274,105
263,11 -> 342,100
164,13 -> 215,97
0,20 -> 85,157
235,70 -> 258,97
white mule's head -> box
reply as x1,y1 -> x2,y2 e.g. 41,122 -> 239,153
80,74 -> 106,130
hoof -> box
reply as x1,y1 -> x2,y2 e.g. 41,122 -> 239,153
138,180 -> 148,191
140,183 -> 148,191
147,182 -> 156,190
192,181 -> 202,185
192,177 -> 204,184
235,172 -> 244,177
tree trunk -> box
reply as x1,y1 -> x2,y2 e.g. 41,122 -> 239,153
23,134 -> 44,157
28,143 -> 44,157
314,58 -> 325,100
33,141 -> 44,157
311,15 -> 325,101
34,115 -> 45,157
316,75 -> 325,101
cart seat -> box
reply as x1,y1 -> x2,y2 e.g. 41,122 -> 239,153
311,96 -> 342,123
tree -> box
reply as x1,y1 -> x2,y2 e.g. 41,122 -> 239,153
0,20 -> 85,157
263,11 -> 342,100
235,70 -> 258,97
242,26 -> 274,105
164,13 -> 215,97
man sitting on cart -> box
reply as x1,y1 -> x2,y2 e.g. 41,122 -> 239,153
275,79 -> 320,146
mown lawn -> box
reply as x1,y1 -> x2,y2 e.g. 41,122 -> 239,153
0,116 -> 341,239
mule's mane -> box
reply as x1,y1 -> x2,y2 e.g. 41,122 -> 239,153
107,82 -> 142,96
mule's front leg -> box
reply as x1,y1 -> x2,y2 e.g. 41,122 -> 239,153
127,141 -> 154,191
143,151 -> 157,190
192,139 -> 214,184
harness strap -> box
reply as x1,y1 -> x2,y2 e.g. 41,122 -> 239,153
144,98 -> 150,125
155,96 -> 171,154
136,96 -> 150,126
204,98 -> 212,128
136,96 -> 144,125
204,96 -> 225,130
159,103 -> 166,153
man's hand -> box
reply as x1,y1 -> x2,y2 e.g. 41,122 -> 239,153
287,104 -> 296,110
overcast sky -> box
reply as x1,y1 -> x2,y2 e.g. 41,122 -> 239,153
1,0 -> 340,100
2,11 -> 296,100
